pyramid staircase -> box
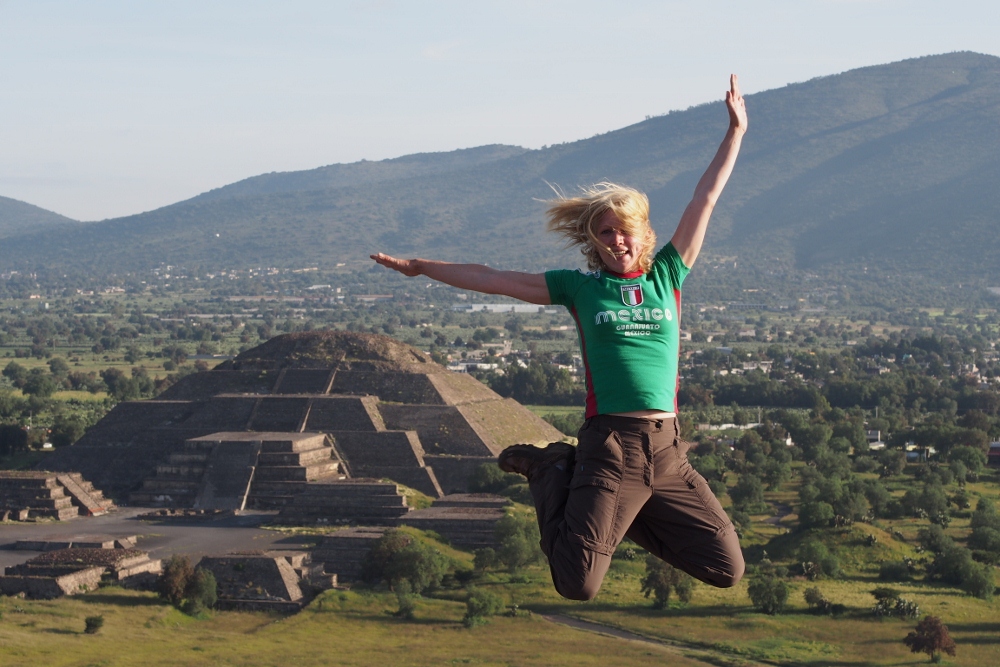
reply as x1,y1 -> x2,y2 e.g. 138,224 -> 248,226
0,472 -> 112,520
129,432 -> 344,509
272,480 -> 411,526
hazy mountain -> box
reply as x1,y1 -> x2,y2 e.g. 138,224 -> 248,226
1,52 -> 998,305
0,196 -> 78,238
188,144 -> 529,203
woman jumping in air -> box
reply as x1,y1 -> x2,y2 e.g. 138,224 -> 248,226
372,75 -> 747,600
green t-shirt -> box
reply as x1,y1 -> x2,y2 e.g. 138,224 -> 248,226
545,243 -> 690,417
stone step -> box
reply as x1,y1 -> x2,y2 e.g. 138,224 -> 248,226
155,463 -> 206,476
168,453 -> 211,464
260,436 -> 329,453
27,506 -> 80,521
56,474 -> 112,516
257,447 -> 334,467
254,461 -> 342,482
129,491 -> 197,507
138,479 -> 202,494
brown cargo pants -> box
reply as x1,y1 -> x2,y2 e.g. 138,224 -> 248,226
529,414 -> 744,601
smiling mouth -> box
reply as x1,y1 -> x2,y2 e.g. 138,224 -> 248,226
606,247 -> 627,259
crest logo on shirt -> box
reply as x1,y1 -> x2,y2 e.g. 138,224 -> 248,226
621,284 -> 643,307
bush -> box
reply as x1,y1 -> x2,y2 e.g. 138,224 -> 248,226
157,555 -> 194,606
182,568 -> 218,614
84,615 -> 104,634
640,555 -> 695,609
879,561 -> 913,582
802,587 -> 843,615
467,463 -> 523,494
747,566 -> 788,615
797,540 -> 841,579
463,587 -> 505,627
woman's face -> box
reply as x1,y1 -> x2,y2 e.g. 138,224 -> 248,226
594,210 -> 644,274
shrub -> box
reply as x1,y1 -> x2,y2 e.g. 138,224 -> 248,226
640,555 -> 694,608
467,463 -> 523,494
157,555 -> 194,606
182,568 -> 218,615
917,524 -> 954,554
84,615 -> 104,634
879,561 -> 913,582
802,587 -> 843,615
904,616 -> 956,662
797,540 -> 841,579
463,587 -> 505,628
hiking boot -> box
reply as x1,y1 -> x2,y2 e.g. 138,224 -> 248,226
498,442 -> 575,481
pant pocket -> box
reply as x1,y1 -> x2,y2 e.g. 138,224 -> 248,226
678,461 -> 731,529
564,430 -> 625,553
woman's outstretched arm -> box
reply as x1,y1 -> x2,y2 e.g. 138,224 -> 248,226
670,74 -> 748,268
370,253 -> 551,305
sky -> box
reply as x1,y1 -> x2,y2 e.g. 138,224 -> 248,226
1,0 -> 996,221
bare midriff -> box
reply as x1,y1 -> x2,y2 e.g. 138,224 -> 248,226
609,410 -> 675,419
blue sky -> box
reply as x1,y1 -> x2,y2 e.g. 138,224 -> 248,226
1,0 -> 996,220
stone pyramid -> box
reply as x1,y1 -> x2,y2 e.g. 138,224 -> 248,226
44,331 -> 564,505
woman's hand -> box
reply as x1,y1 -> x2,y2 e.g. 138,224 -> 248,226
370,252 -> 422,277
726,74 -> 748,134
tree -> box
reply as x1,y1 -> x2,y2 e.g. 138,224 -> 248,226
50,413 -> 89,447
0,424 -> 28,457
463,586 -> 505,627
640,555 -> 695,608
361,529 -> 448,593
494,511 -> 543,572
21,369 -> 58,398
903,616 -> 956,663
747,565 -> 788,614
729,473 -> 765,512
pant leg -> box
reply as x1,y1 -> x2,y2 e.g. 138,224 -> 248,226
528,417 -> 656,601
625,424 -> 745,588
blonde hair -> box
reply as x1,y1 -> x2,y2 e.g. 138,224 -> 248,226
545,182 -> 656,273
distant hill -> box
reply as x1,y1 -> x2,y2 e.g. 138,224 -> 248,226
0,196 -> 78,238
1,52 -> 998,305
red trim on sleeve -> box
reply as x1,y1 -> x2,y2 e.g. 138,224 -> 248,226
673,287 -> 682,413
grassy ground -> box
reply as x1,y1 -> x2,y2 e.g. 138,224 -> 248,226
0,588 -> 702,667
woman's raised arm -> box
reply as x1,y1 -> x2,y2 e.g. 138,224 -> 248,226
670,74 -> 748,268
370,253 -> 551,305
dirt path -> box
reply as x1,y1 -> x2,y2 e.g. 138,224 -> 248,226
765,502 -> 793,526
540,613 -> 769,667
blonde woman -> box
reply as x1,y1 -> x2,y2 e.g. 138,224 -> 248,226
372,75 -> 747,600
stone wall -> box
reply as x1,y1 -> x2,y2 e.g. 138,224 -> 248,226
331,371 -> 444,404
422,455 -> 496,494
305,396 -> 384,432
157,370 -> 277,400
248,397 -> 310,432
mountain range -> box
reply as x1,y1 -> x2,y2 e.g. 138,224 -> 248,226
2,52 -> 999,306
